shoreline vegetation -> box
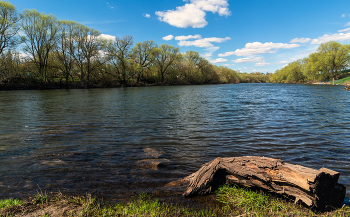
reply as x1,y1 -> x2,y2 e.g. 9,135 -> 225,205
1,185 -> 349,217
1,1 -> 350,91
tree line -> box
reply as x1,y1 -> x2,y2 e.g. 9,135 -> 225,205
0,1 -> 240,90
270,41 -> 350,84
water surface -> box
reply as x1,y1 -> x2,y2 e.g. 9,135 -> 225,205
1,84 -> 349,199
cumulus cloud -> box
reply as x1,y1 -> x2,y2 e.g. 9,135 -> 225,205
162,35 -> 174,41
178,36 -> 231,48
342,14 -> 346,18
339,27 -> 350,32
99,34 -> 116,41
289,37 -> 312,43
223,64 -> 235,66
210,58 -> 228,63
175,34 -> 201,40
155,0 -> 230,28
144,14 -> 151,18
232,57 -> 264,63
218,42 -> 300,57
345,22 -> 350,26
311,32 -> 350,44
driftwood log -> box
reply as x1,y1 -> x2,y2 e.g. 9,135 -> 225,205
170,156 -> 346,211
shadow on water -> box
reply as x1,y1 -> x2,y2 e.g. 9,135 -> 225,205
0,84 -> 350,201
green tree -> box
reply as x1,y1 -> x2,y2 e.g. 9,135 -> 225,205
131,40 -> 156,83
0,50 -> 21,79
304,54 -> 321,81
69,24 -> 109,87
154,44 -> 180,83
21,9 -> 58,83
107,35 -> 133,84
0,1 -> 20,55
54,20 -> 77,87
317,41 -> 350,84
182,51 -> 202,84
197,58 -> 218,84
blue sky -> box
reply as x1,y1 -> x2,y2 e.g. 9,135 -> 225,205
9,0 -> 350,73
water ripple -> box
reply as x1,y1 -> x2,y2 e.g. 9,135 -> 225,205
0,84 -> 349,199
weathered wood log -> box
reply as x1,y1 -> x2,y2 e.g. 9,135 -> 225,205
180,156 -> 346,211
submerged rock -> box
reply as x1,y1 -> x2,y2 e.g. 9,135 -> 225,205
143,147 -> 164,158
136,159 -> 170,170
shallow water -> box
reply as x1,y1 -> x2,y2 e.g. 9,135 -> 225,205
0,83 -> 349,200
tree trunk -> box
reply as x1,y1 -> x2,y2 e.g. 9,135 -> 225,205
65,73 -> 69,89
169,156 -> 346,211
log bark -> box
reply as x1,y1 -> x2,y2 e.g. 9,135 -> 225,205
180,156 -> 345,211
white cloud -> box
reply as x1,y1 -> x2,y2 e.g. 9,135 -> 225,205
218,42 -> 300,57
210,58 -> 228,63
255,62 -> 270,66
232,57 -> 264,63
144,14 -> 151,18
289,37 -> 312,43
311,32 -> 350,44
342,14 -> 346,18
223,64 -> 235,66
345,22 -> 350,26
202,46 -> 219,58
162,35 -> 174,41
155,0 -> 230,28
99,34 -> 116,41
178,36 -> 230,48
255,60 -> 291,67
18,52 -> 31,60
175,34 -> 201,40
338,27 -> 350,32
276,60 -> 289,64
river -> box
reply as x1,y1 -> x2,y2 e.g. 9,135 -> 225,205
0,83 -> 349,200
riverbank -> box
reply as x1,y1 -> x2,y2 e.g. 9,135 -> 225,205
1,185 -> 349,216
0,79 -> 239,91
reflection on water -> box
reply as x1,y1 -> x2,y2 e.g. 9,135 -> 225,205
0,84 -> 350,200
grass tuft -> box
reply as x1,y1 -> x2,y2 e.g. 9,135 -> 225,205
0,198 -> 23,209
216,184 -> 316,216
33,191 -> 48,205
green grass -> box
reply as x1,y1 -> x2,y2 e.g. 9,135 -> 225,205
215,184 -> 312,216
32,191 -> 48,205
1,186 -> 350,216
0,198 -> 23,209
336,76 -> 350,84
80,193 -> 218,217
